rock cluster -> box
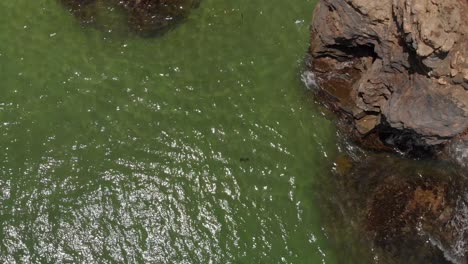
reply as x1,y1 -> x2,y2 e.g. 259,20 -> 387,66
304,0 -> 468,166
61,0 -> 200,36
305,0 -> 468,262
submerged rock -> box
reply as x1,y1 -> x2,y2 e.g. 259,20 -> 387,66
122,0 -> 200,36
61,0 -> 97,25
60,0 -> 200,36
305,0 -> 468,167
335,154 -> 468,263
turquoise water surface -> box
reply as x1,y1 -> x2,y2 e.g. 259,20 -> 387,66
0,0 -> 346,263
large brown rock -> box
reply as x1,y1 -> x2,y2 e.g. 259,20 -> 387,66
304,0 -> 468,164
60,0 -> 200,36
330,154 -> 468,263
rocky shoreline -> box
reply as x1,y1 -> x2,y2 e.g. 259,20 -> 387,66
304,0 -> 467,169
304,0 -> 468,263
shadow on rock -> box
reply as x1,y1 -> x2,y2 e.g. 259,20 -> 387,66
60,0 -> 201,37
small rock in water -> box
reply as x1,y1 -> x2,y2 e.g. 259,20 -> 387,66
60,0 -> 201,36
123,0 -> 200,36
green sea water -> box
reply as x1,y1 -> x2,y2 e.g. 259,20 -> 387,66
0,0 -> 344,263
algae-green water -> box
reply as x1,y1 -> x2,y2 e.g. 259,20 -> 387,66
0,0 -> 343,263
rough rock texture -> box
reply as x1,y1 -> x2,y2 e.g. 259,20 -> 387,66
304,0 -> 468,164
333,154 -> 468,263
61,0 -> 200,36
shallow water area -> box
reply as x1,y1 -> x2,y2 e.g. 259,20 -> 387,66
0,0 -> 348,263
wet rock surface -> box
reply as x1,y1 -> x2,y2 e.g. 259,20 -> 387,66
443,132 -> 468,171
60,0 -> 200,36
359,157 -> 467,263
325,153 -> 468,263
304,0 -> 468,167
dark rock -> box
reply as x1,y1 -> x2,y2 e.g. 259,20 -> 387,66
305,0 -> 468,166
60,0 -> 200,36
335,154 -> 468,263
122,0 -> 199,36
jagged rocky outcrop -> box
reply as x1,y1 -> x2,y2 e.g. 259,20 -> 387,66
61,0 -> 200,36
304,0 -> 468,166
305,0 -> 468,262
